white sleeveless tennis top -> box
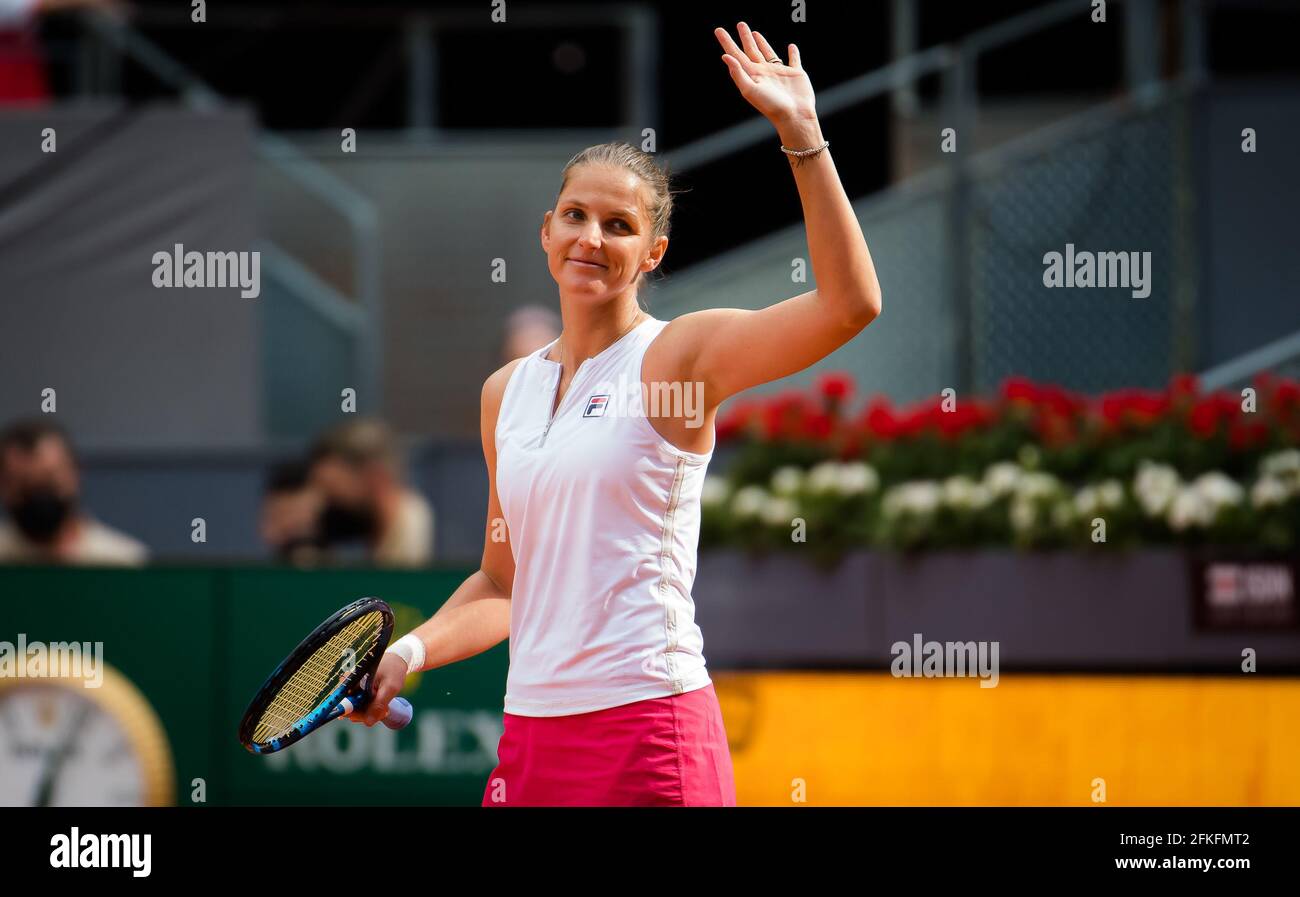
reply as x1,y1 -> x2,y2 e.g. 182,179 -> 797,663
494,316 -> 715,716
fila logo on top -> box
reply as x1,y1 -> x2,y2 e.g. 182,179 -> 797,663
583,394 -> 610,418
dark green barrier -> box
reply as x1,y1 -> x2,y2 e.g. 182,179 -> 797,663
0,566 -> 505,807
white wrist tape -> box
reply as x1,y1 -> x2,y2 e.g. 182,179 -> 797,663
385,633 -> 426,675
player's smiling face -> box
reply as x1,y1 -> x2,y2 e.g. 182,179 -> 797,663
542,165 -> 664,299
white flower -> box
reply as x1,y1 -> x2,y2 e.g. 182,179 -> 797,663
1098,479 -> 1125,509
731,485 -> 768,519
835,461 -> 879,496
1010,496 -> 1038,532
760,496 -> 800,526
1260,450 -> 1300,493
1134,462 -> 1181,517
883,481 -> 942,518
1007,472 -> 1063,534
1015,471 -> 1061,501
984,462 -> 1022,498
806,461 -> 841,495
1168,486 -> 1215,531
903,482 -> 943,515
968,484 -> 994,509
1250,476 -> 1289,509
701,476 -> 729,508
770,466 -> 804,496
942,476 -> 978,509
1073,486 -> 1099,517
1081,479 -> 1125,517
1261,448 -> 1300,478
1192,471 -> 1243,508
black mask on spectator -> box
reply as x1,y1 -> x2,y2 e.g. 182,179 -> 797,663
319,501 -> 378,544
8,488 -> 74,544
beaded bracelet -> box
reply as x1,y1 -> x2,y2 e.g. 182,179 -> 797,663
780,139 -> 830,163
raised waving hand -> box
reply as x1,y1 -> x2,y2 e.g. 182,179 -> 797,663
714,22 -> 816,125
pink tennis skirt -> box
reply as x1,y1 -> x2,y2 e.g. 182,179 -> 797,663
481,682 -> 736,807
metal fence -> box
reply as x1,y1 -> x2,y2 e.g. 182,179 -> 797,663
967,90 -> 1198,394
651,85 -> 1203,402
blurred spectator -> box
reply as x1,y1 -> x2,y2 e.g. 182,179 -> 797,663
0,417 -> 147,565
0,0 -> 128,106
501,305 -> 561,364
260,459 -> 326,567
308,419 -> 434,567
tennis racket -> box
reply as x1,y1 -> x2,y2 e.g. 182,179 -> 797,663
238,597 -> 414,754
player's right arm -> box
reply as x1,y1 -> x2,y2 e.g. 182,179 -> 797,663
350,360 -> 520,725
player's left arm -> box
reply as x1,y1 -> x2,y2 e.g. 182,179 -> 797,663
652,23 -> 881,407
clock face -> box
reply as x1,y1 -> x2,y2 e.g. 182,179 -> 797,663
0,672 -> 173,807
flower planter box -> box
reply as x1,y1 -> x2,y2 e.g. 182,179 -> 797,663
693,549 -> 1300,672
689,550 -> 876,668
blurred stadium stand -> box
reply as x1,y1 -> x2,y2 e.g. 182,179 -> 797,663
0,104 -> 261,450
2,0 -> 1299,562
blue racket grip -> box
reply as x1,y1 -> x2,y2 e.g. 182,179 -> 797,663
383,697 -> 414,730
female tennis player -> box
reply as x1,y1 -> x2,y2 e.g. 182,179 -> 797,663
348,22 -> 882,806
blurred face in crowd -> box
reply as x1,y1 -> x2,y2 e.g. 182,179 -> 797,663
542,165 -> 666,302
0,435 -> 81,543
309,455 -> 384,544
503,321 -> 560,361
260,485 -> 323,556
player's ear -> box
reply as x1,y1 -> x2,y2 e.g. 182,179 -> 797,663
643,234 -> 668,273
541,210 -> 552,250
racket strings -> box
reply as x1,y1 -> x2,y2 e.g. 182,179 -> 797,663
251,611 -> 384,744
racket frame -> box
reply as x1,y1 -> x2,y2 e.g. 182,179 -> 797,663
237,596 -> 395,755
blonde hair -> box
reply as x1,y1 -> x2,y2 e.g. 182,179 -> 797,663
557,141 -> 684,296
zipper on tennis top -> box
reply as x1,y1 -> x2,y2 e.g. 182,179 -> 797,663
540,363 -> 577,448
538,320 -> 644,448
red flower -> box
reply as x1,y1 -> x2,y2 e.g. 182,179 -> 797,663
1188,393 -> 1238,439
894,401 -> 936,439
761,391 -> 818,441
1002,377 -> 1040,405
1101,389 -> 1169,428
861,398 -> 901,440
761,403 -> 785,441
1041,385 -> 1086,419
1033,411 -> 1076,447
1253,370 -> 1277,395
816,372 -> 853,403
1003,379 -> 1085,425
804,411 -> 834,440
1168,373 -> 1199,399
936,400 -> 993,440
1274,380 -> 1300,413
712,374 -> 1300,456
1099,393 -> 1125,427
1228,419 -> 1270,451
715,400 -> 756,443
